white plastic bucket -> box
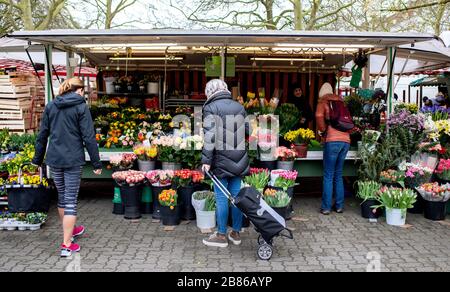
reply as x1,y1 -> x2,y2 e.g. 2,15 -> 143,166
386,208 -> 406,226
147,82 -> 159,94
196,210 -> 216,229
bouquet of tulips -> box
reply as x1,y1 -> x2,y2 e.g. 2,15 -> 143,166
173,169 -> 204,187
416,182 -> 450,202
243,168 -> 270,193
263,188 -> 291,208
145,170 -> 174,186
373,186 -> 417,211
379,169 -> 405,187
112,170 -> 146,186
159,189 -> 178,209
272,170 -> 297,190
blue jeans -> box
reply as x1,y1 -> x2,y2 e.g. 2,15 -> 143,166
214,177 -> 243,235
322,142 -> 350,211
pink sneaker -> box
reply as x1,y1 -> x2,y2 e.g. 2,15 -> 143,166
73,225 -> 85,238
60,243 -> 80,257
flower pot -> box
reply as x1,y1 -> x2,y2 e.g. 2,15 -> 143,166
408,193 -> 424,214
160,206 -> 180,226
112,182 -> 124,215
138,160 -> 156,172
147,82 -> 159,94
120,185 -> 142,220
151,184 -> 171,220
272,206 -> 289,220
270,186 -> 294,220
196,210 -> 216,229
386,208 -> 406,226
276,160 -> 295,171
178,185 -> 196,220
293,144 -> 308,158
259,151 -> 276,162
257,160 -> 277,171
423,200 -> 447,221
360,199 -> 381,219
140,185 -> 153,214
161,162 -> 181,171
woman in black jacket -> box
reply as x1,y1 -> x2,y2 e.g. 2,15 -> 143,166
288,83 -> 313,129
201,79 -> 250,248
32,77 -> 102,257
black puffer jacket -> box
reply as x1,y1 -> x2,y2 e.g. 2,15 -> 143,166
201,91 -> 250,178
32,91 -> 102,170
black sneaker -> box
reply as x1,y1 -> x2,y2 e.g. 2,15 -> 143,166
320,209 -> 331,215
203,232 -> 228,248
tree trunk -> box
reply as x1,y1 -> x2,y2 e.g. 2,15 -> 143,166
105,0 -> 113,29
292,0 -> 303,30
22,0 -> 35,30
434,3 -> 446,35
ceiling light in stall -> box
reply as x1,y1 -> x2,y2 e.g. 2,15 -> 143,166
109,57 -> 184,61
250,57 -> 322,62
275,43 -> 375,49
75,43 -> 178,48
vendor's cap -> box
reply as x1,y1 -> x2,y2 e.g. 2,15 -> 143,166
319,82 -> 333,99
205,79 -> 230,99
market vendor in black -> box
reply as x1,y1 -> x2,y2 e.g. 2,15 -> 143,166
288,83 -> 314,129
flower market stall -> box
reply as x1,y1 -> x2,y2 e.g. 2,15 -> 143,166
2,30 -> 449,229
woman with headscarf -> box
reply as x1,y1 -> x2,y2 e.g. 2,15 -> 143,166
201,79 -> 250,248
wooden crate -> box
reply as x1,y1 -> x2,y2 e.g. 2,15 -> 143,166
0,98 -> 32,110
0,118 -> 32,133
0,108 -> 31,120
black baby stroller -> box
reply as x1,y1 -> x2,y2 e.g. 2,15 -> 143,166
206,171 -> 293,260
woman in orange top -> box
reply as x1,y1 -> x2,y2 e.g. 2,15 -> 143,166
315,83 -> 350,215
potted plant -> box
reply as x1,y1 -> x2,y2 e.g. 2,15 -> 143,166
192,191 -> 216,229
403,163 -> 433,214
243,168 -> 270,194
111,170 -> 146,220
275,146 -> 297,170
356,180 -> 382,219
416,182 -> 450,221
373,187 -> 417,226
158,189 -> 180,226
274,103 -> 300,137
263,188 -> 291,220
283,128 -> 315,158
177,135 -> 204,170
133,144 -> 158,171
146,170 -> 174,220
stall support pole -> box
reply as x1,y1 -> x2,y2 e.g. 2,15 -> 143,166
66,51 -> 74,79
362,57 -> 370,89
220,47 -> 225,81
44,44 -> 53,105
386,46 -> 396,117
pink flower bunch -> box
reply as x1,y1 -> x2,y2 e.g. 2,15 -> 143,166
405,164 -> 432,178
250,168 -> 269,175
146,170 -> 174,186
278,170 -> 298,181
275,146 -> 297,161
435,159 -> 450,173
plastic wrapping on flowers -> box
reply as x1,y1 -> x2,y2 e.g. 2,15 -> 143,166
416,182 -> 450,202
145,170 -> 174,186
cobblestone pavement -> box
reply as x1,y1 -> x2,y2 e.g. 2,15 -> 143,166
1,187 -> 449,272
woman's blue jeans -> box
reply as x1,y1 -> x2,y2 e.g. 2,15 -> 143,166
213,177 -> 243,235
322,142 -> 350,211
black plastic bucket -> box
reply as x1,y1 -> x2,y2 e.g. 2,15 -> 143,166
160,206 -> 181,226
424,200 -> 447,221
120,185 -> 142,220
361,199 -> 381,219
272,206 -> 289,220
408,193 -> 424,214
178,185 -> 196,220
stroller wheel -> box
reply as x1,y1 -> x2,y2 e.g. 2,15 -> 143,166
257,243 -> 273,260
